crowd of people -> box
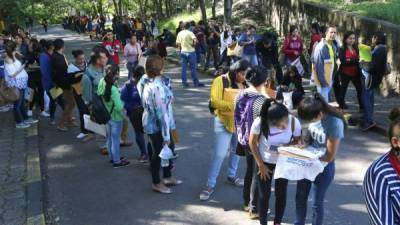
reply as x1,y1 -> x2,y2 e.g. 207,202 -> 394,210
0,15 -> 394,225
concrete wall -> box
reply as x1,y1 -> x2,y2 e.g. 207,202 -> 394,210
236,0 -> 400,96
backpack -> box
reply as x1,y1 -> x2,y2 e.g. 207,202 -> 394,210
208,75 -> 229,115
91,94 -> 114,124
234,92 -> 258,147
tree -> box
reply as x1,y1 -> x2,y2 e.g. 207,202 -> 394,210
224,0 -> 232,24
198,0 -> 207,23
212,0 -> 218,19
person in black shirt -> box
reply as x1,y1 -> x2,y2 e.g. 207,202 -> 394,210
256,32 -> 283,84
204,22 -> 220,71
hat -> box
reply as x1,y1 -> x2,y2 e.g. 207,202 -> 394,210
245,65 -> 269,87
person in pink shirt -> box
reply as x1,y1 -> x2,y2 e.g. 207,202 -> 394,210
282,25 -> 304,65
124,35 -> 142,79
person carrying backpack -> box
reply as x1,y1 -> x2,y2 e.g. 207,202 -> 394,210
97,64 -> 130,168
199,59 -> 250,201
234,65 -> 272,219
249,100 -> 302,225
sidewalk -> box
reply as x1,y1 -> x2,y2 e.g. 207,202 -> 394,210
0,109 -> 44,225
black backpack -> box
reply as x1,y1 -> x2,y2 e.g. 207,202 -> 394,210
91,93 -> 114,124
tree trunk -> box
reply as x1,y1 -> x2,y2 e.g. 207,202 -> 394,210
198,0 -> 207,24
165,0 -> 170,17
112,0 -> 119,16
212,0 -> 217,19
224,0 -> 232,24
118,0 -> 123,16
98,0 -> 104,17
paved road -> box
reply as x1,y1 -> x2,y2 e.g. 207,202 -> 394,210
35,26 -> 389,225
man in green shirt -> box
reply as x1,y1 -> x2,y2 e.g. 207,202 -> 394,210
176,22 -> 204,87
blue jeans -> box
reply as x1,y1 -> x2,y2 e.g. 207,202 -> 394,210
13,89 -> 28,124
180,51 -> 199,85
242,54 -> 258,66
127,61 -> 138,80
106,120 -> 123,164
362,87 -> 374,124
207,117 -> 240,188
316,86 -> 331,102
295,161 -> 335,225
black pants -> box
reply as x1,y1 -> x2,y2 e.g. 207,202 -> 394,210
257,163 -> 288,225
28,75 -> 44,111
149,131 -> 173,184
339,73 -> 363,110
332,72 -> 341,104
243,149 -> 258,212
205,45 -> 219,70
46,90 -> 64,121
73,90 -> 90,134
218,49 -> 232,67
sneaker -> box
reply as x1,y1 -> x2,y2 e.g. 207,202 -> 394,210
24,118 -> 39,124
138,155 -> 149,163
362,122 -> 376,132
76,133 -> 88,139
199,187 -> 214,201
194,83 -> 205,87
227,176 -> 244,187
40,111 -> 50,117
248,211 -> 259,220
152,183 -> 172,194
56,125 -> 68,132
16,123 -> 30,129
27,110 -> 33,117
113,160 -> 130,168
81,133 -> 95,143
109,157 -> 125,164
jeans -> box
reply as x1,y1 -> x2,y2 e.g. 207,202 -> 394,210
295,161 -> 335,225
339,73 -> 363,109
127,108 -> 147,156
46,90 -> 64,121
180,51 -> 199,85
207,117 -> 240,188
149,131 -> 173,184
257,163 -> 288,225
316,86 -> 331,102
362,86 -> 375,124
243,150 -> 258,212
127,61 -> 138,80
13,89 -> 28,124
205,45 -> 219,70
73,90 -> 90,134
242,54 -> 258,66
106,120 -> 123,164
195,43 -> 206,65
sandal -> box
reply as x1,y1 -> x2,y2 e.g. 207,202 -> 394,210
199,187 -> 214,201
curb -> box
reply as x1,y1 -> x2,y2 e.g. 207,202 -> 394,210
26,123 -> 45,225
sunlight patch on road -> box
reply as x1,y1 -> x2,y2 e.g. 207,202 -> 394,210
339,203 -> 368,214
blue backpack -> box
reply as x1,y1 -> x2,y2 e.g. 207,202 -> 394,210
234,92 -> 257,148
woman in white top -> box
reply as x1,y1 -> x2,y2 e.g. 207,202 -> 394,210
219,25 -> 235,66
249,99 -> 301,225
4,41 -> 38,128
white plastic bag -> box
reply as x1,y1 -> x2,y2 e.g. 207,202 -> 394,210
159,144 -> 174,167
291,57 -> 304,76
83,114 -> 106,136
282,91 -> 293,110
274,146 -> 326,181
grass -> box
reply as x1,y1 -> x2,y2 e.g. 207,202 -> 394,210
158,9 -> 213,32
308,0 -> 400,25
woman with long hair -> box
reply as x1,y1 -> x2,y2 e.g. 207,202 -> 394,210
282,25 -> 304,65
219,25 -> 234,66
97,64 -> 130,168
249,99 -> 301,225
338,31 -> 363,110
295,92 -> 346,225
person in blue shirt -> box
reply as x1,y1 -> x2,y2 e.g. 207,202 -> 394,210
120,65 -> 148,162
239,25 -> 258,66
295,92 -> 345,225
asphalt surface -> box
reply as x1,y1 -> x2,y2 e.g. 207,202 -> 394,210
35,26 -> 390,225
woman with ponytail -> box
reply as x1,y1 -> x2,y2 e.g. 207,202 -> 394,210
364,107 -> 400,225
97,64 -> 130,168
295,92 -> 345,225
249,99 -> 301,225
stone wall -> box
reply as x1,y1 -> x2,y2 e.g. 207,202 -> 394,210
235,0 -> 400,96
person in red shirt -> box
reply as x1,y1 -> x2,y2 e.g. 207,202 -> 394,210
309,22 -> 322,56
102,31 -> 122,67
282,25 -> 304,64
338,31 -> 363,110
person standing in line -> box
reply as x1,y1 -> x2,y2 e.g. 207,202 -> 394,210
204,22 -> 220,71
309,22 -> 321,57
124,35 -> 142,80
51,39 -> 76,131
199,60 -> 250,201
361,31 -> 388,131
102,31 -> 122,68
295,93 -> 346,225
219,25 -> 234,67
39,40 -> 64,125
4,41 -> 38,128
282,25 -> 304,65
239,25 -> 258,66
42,19 -> 48,33
311,25 -> 339,102
363,107 -> 400,225
141,55 -> 181,194
97,64 -> 130,168
249,100 -> 302,225
176,22 -> 204,87
337,31 -> 363,111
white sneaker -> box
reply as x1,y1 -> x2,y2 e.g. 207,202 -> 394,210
76,133 -> 88,139
24,118 -> 39,124
27,110 -> 33,117
16,123 -> 30,129
40,111 -> 50,117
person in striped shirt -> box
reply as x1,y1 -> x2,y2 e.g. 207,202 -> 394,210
364,107 -> 400,225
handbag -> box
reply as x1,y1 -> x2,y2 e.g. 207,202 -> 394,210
0,78 -> 20,106
234,43 -> 243,58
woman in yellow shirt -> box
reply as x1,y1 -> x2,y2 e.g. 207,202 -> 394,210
200,59 -> 250,201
